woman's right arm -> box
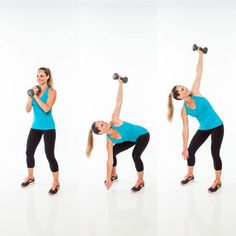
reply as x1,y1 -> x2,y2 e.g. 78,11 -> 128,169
111,79 -> 123,123
25,86 -> 38,112
25,96 -> 33,113
181,106 -> 189,160
191,50 -> 203,96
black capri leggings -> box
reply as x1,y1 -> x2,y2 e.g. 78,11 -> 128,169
112,133 -> 150,172
188,125 -> 224,170
26,129 -> 59,172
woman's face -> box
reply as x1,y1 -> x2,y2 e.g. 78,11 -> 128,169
95,121 -> 110,134
175,85 -> 191,100
37,70 -> 49,85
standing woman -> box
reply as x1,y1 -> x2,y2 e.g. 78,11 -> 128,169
86,78 -> 150,191
21,67 -> 60,195
168,48 -> 224,192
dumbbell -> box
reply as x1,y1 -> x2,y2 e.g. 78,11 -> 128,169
113,73 -> 128,83
192,44 -> 208,54
27,85 -> 41,97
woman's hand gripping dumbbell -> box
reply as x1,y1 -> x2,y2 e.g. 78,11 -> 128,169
192,44 -> 208,54
112,73 -> 128,83
27,85 -> 41,97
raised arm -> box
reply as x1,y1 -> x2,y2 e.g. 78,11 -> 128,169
111,79 -> 123,122
181,106 -> 189,160
191,50 -> 203,96
34,88 -> 57,113
105,138 -> 113,189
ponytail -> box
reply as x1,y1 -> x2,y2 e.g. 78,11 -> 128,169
47,69 -> 54,88
86,129 -> 94,157
167,93 -> 174,122
168,85 -> 181,122
86,122 -> 101,157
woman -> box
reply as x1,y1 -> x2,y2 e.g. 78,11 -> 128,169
168,48 -> 224,193
21,67 -> 60,195
86,78 -> 150,191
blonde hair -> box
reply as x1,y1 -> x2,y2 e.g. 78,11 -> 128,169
86,122 -> 100,157
86,129 -> 94,157
167,93 -> 174,122
38,67 -> 54,88
168,86 -> 181,122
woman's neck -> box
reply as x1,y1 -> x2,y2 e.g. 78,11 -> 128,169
40,83 -> 48,89
107,127 -> 114,135
185,95 -> 192,103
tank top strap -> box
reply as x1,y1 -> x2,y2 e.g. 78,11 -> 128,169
46,86 -> 49,94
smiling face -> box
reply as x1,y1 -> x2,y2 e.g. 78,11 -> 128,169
37,69 -> 49,86
93,121 -> 111,135
174,85 -> 191,100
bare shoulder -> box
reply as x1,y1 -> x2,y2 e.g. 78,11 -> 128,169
49,88 -> 57,95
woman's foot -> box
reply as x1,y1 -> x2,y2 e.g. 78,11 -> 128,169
181,175 -> 194,185
21,176 -> 35,187
208,180 -> 221,193
49,182 -> 60,195
131,179 -> 145,192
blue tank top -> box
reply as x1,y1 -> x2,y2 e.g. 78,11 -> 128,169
184,95 -> 223,130
31,87 -> 55,130
106,121 -> 148,144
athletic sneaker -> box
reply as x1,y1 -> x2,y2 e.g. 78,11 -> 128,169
181,175 -> 194,185
208,182 -> 221,193
21,177 -> 35,187
49,185 -> 60,195
131,180 -> 145,192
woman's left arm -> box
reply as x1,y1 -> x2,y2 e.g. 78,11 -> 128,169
34,89 -> 57,113
105,138 -> 113,189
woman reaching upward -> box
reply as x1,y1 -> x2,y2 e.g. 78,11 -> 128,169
168,47 -> 224,193
86,77 -> 150,192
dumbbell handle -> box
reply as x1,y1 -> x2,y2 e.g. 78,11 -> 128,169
192,44 -> 208,54
199,47 -> 208,54
27,85 -> 41,97
113,73 -> 128,83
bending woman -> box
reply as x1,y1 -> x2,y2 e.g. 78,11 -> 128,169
168,48 -> 224,193
21,67 -> 60,195
86,78 -> 150,192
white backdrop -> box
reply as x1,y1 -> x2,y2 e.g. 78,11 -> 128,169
1,0 -> 236,235
77,1 -> 158,235
157,1 -> 236,235
0,1 -> 79,235
0,0 -> 158,235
